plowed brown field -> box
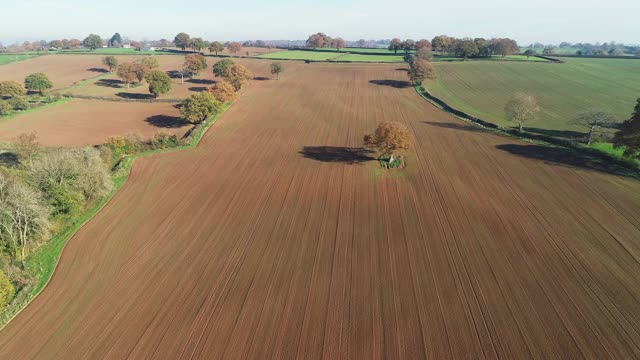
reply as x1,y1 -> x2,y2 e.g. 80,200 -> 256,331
0,99 -> 188,147
1,61 -> 640,359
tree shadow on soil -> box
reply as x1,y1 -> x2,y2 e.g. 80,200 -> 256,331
300,146 -> 375,164
116,92 -> 155,100
186,78 -> 215,85
145,115 -> 190,128
423,121 -> 488,133
395,68 -> 409,72
96,79 -> 124,88
496,144 -> 637,178
168,71 -> 182,79
0,152 -> 19,167
188,86 -> 208,92
88,67 -> 109,73
253,76 -> 270,81
369,80 -> 411,88
523,127 -> 586,140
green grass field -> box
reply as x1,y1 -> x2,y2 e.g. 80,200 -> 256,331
257,50 -> 340,61
56,48 -> 174,55
0,54 -> 39,65
425,57 -> 640,138
335,54 -> 405,62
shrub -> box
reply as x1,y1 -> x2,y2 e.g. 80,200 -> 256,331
9,97 -> 29,111
105,136 -> 129,157
151,132 -> 179,149
0,270 -> 15,309
0,101 -> 11,116
0,81 -> 27,98
180,92 -> 222,124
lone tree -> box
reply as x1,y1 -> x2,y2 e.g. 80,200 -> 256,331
0,81 -> 27,98
270,62 -> 283,80
14,132 -> 40,167
613,98 -> 640,158
223,64 -> 252,91
306,34 -> 324,49
145,70 -> 172,98
363,121 -> 412,165
82,34 -> 102,51
227,42 -> 242,54
209,41 -> 224,55
504,92 -> 540,133
208,80 -> 237,103
180,92 -> 222,123
524,49 -> 536,59
138,56 -> 159,70
408,59 -> 436,85
574,108 -> 615,145
183,54 -> 207,79
102,56 -> 118,72
388,38 -> 402,54
24,73 -> 52,94
332,37 -> 346,51
108,33 -> 122,47
213,59 -> 234,77
174,32 -> 191,51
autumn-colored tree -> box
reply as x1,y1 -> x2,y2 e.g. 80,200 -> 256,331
613,98 -> 640,157
212,59 -> 234,77
228,42 -> 242,54
432,35 -> 452,53
209,41 -> 224,55
402,39 -> 415,53
183,54 -> 207,78
174,32 -> 191,51
138,56 -> 159,69
574,108 -> 615,145
102,56 -> 118,72
408,59 -> 436,85
180,92 -> 223,123
190,37 -> 206,52
415,39 -> 432,51
332,37 -> 346,51
82,34 -> 102,51
145,70 -> 172,98
504,92 -> 540,132
270,62 -> 283,80
208,80 -> 237,102
494,38 -> 519,57
388,38 -> 402,54
363,121 -> 412,164
415,46 -> 433,61
0,81 -> 27,98
24,73 -> 52,94
132,63 -> 150,82
130,41 -> 143,51
223,64 -> 252,91
49,40 -> 64,49
68,39 -> 82,49
116,63 -> 138,88
306,34 -> 324,49
0,271 -> 14,309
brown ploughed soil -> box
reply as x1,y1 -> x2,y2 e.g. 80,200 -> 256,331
0,100 -> 188,147
0,61 -> 639,359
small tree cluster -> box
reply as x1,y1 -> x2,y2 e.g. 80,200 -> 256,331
213,59 -> 234,77
208,81 -> 237,103
180,92 -> 223,124
363,121 -> 412,165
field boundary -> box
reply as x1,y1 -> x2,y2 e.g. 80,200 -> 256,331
65,94 -> 182,103
414,84 -> 640,177
0,102 -> 232,331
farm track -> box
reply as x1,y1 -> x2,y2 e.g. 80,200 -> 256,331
0,61 -> 640,359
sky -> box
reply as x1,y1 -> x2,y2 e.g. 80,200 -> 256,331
1,0 -> 639,45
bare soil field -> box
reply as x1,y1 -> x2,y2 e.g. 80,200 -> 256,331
1,60 -> 640,359
0,99 -> 188,147
0,55 -> 152,90
67,57 -> 276,100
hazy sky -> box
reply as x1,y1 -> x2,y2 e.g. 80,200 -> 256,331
1,0 -> 639,45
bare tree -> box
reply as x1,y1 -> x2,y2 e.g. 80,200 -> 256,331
574,108 -> 615,145
504,93 -> 540,132
13,132 -> 40,167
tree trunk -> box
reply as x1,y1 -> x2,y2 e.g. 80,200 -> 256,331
389,154 -> 394,164
519,122 -> 523,133
587,125 -> 595,145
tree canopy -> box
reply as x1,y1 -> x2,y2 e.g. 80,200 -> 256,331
24,73 -> 52,94
306,34 -> 324,49
0,81 -> 27,98
82,34 -> 102,51
180,92 -> 222,123
183,54 -> 207,78
363,121 -> 412,164
270,63 -> 283,80
613,98 -> 640,157
145,70 -> 172,98
504,93 -> 540,132
213,59 -> 234,77
174,32 -> 191,51
209,41 -> 224,55
408,59 -> 435,85
575,108 -> 615,145
208,80 -> 237,103
190,37 -> 206,52
102,56 -> 118,72
388,38 -> 402,54
222,64 -> 252,91
227,42 -> 242,54
332,37 -> 346,51
108,33 -> 122,47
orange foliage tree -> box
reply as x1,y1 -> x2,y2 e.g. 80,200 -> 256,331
222,64 -> 252,91
208,80 -> 237,103
363,121 -> 412,164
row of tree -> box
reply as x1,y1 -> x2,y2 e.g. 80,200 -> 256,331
305,33 -> 346,51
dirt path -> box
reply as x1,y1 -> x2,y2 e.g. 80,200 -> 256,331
0,61 -> 639,359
